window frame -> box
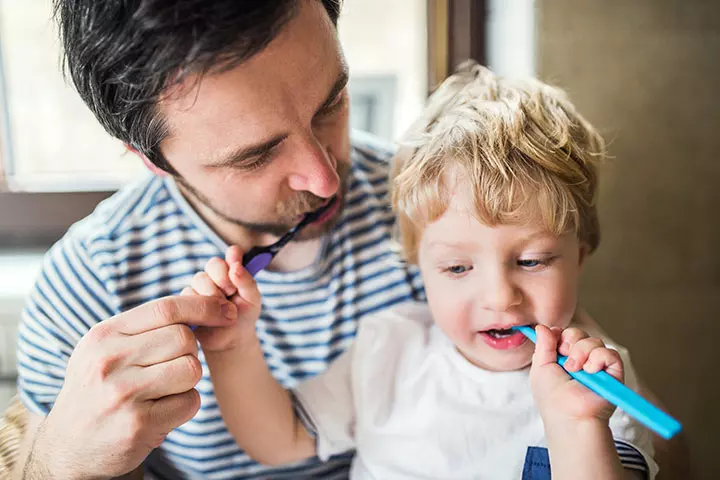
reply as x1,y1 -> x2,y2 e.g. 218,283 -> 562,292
427,0 -> 487,91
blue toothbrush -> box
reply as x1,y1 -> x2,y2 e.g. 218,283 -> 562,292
512,325 -> 682,439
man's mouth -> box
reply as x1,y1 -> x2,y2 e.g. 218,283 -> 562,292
308,197 -> 339,225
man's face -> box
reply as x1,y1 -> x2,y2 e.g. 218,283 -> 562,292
159,0 -> 350,240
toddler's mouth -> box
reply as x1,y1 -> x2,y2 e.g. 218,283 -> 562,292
484,328 -> 516,339
477,325 -> 529,350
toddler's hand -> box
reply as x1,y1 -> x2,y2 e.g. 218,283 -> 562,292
182,245 -> 261,353
529,325 -> 624,426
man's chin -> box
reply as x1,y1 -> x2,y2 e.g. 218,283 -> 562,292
294,205 -> 343,241
238,209 -> 340,240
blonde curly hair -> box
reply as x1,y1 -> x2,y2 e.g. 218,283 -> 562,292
392,61 -> 605,263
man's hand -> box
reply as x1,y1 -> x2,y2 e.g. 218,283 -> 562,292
25,295 -> 238,479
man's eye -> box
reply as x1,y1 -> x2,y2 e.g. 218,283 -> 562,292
242,150 -> 273,171
319,93 -> 346,117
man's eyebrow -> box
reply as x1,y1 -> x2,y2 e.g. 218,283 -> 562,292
314,66 -> 349,117
206,67 -> 348,169
206,134 -> 288,168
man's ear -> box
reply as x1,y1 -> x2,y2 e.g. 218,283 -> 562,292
125,144 -> 167,177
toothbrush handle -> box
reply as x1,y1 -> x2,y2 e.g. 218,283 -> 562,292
515,325 -> 682,440
242,251 -> 274,276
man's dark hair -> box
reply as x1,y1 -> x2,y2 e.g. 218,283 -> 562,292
53,0 -> 342,173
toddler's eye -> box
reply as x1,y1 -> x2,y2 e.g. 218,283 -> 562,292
517,257 -> 555,270
445,265 -> 472,275
517,259 -> 541,268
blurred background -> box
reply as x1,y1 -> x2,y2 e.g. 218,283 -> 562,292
0,0 -> 717,478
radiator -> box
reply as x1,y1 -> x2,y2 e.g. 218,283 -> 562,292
0,297 -> 22,410
0,251 -> 45,409
0,298 -> 22,381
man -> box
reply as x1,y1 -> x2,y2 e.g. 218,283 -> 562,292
13,0 -> 423,478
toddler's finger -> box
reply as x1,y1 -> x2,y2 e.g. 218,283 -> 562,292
564,337 -> 605,372
226,245 -> 244,266
532,325 -> 558,367
205,257 -> 237,297
229,262 -> 262,308
180,287 -> 196,296
558,327 -> 589,356
190,272 -> 226,298
584,348 -> 624,382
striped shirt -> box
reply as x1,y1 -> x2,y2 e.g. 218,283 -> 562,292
16,132 -> 425,479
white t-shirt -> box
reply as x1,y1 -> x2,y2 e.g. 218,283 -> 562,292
294,302 -> 658,479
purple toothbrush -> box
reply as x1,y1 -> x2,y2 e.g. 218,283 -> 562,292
190,198 -> 337,330
241,197 -> 337,275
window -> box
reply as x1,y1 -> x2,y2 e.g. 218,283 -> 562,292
348,76 -> 397,140
486,0 -> 535,78
340,0 -> 427,140
0,0 -> 144,192
0,0 -> 428,194
0,0 -> 488,244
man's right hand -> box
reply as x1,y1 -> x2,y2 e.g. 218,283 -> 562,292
24,295 -> 238,479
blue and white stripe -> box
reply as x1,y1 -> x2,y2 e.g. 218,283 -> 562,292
615,439 -> 650,476
16,133 -> 425,479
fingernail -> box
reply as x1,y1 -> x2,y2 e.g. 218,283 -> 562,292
564,358 -> 576,370
222,302 -> 237,320
561,342 -> 571,351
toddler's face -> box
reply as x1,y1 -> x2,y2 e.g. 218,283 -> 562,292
417,187 -> 587,372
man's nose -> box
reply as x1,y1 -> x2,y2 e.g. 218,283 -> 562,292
286,137 -> 340,199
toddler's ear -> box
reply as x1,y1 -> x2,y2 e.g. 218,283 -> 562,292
578,243 -> 590,268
